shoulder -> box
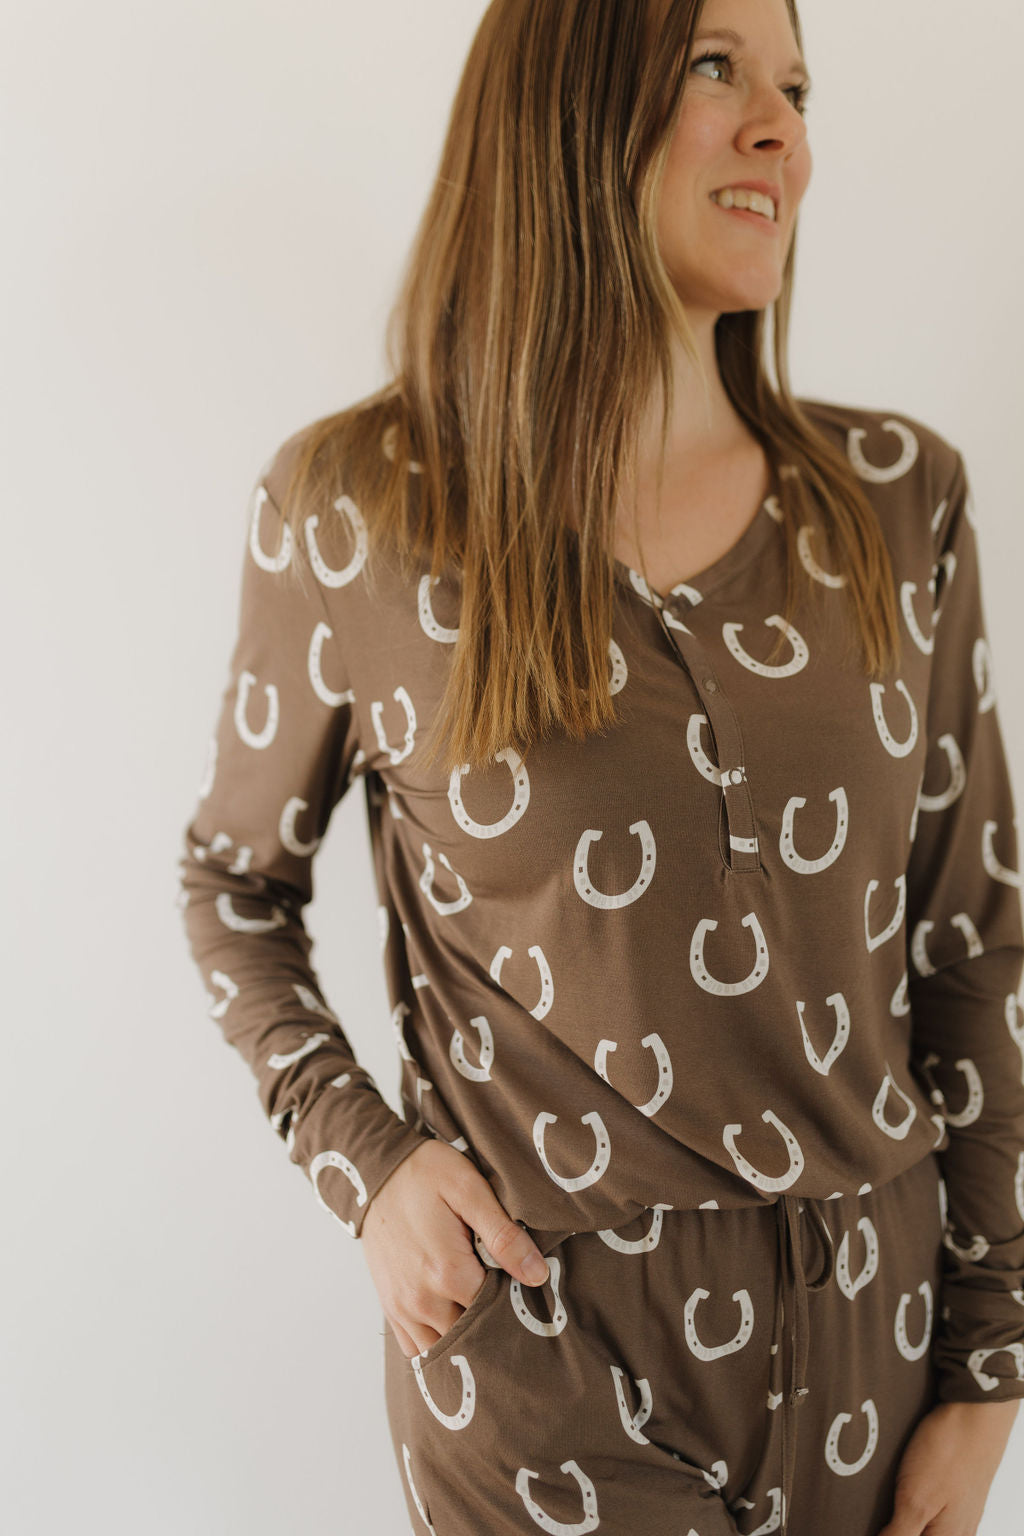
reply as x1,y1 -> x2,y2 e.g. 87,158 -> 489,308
795,395 -> 963,500
795,396 -> 968,562
256,386 -> 408,509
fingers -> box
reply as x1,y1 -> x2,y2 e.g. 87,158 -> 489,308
472,1211 -> 549,1285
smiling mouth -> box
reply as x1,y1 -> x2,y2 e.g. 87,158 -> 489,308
710,188 -> 778,222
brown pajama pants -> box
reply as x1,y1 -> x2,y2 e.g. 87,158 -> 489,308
382,1151 -> 944,1536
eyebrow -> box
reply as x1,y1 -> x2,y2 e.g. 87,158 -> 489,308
693,27 -> 811,82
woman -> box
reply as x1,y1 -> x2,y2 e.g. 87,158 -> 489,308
177,0 -> 1024,1531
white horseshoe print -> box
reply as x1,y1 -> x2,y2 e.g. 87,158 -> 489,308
248,484 -> 294,573
930,497 -> 949,541
198,733 -> 218,798
797,524 -> 848,588
196,831 -> 251,876
371,684 -> 417,765
910,919 -> 941,977
533,1110 -> 612,1192
596,1203 -> 673,1254
309,1149 -> 368,1237
304,496 -> 368,587
932,550 -> 957,627
825,1400 -> 880,1475
847,419 -> 919,483
1009,996 -> 1024,1081
419,842 -> 473,915
608,637 -> 628,696
410,1350 -> 477,1431
723,1111 -> 804,1193
392,1000 -> 414,1063
721,615 -> 810,679
941,1058 -> 983,1128
864,874 -> 907,952
900,580 -> 936,655
267,1030 -> 332,1070
627,569 -> 664,609
449,748 -> 530,838
279,795 -> 321,857
234,670 -> 279,749
890,969 -> 910,1018
515,1459 -> 599,1535
796,992 -> 850,1076
691,911 -> 770,996
780,788 -> 849,874
292,983 -> 339,1025
982,820 -> 1023,887
214,893 -> 287,934
917,734 -> 966,812
684,1286 -> 755,1360
573,820 -> 656,909
734,1486 -> 783,1536
687,713 -> 725,786
610,1365 -> 653,1444
489,943 -> 554,1020
943,1227 -> 990,1263
207,969 -> 238,1020
909,773 -> 923,847
869,679 -> 919,758
400,1444 -> 437,1535
950,911 -> 984,958
967,1343 -> 1024,1393
308,620 -> 353,707
594,1034 -> 673,1117
449,1015 -> 495,1083
510,1254 -> 567,1337
380,420 -> 424,474
894,1281 -> 934,1362
661,607 -> 694,637
705,1461 -> 729,1492
974,638 -> 997,712
872,1061 -> 918,1140
417,573 -> 460,644
836,1216 -> 879,1299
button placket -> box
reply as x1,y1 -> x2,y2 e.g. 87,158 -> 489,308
657,599 -> 762,874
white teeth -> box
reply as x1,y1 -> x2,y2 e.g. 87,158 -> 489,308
712,187 -> 777,221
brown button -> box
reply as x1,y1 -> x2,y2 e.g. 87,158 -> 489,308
703,677 -> 719,693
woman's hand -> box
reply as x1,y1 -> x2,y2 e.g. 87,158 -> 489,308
876,1398 -> 1020,1535
361,1138 -> 551,1360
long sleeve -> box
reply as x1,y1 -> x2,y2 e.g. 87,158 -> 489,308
176,448 -> 429,1238
905,448 -> 1024,1402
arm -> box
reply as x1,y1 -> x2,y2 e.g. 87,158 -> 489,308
906,448 -> 1024,1402
176,447 -> 428,1238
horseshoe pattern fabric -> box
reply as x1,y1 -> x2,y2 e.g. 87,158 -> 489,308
383,1151 -> 946,1535
176,398 -> 1024,1407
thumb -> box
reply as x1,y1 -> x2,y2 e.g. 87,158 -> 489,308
471,1203 -> 550,1286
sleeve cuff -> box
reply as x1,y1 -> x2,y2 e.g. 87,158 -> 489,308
296,1083 -> 433,1239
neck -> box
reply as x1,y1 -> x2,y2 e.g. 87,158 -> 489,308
632,313 -> 749,473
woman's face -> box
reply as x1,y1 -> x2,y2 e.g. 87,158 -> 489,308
657,0 -> 813,320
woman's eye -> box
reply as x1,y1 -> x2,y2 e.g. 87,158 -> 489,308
691,49 -> 812,115
691,50 -> 732,83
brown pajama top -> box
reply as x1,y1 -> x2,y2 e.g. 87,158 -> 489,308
177,400 -> 1024,1474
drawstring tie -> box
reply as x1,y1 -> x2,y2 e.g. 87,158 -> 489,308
772,1193 -> 835,1533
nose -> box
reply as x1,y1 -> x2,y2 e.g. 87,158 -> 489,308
739,86 -> 808,156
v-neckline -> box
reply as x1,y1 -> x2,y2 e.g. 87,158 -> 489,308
569,463 -> 783,608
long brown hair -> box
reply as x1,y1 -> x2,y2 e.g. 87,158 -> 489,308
264,0 -> 902,778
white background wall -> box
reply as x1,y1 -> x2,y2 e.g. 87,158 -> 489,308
4,1 -> 1022,1531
